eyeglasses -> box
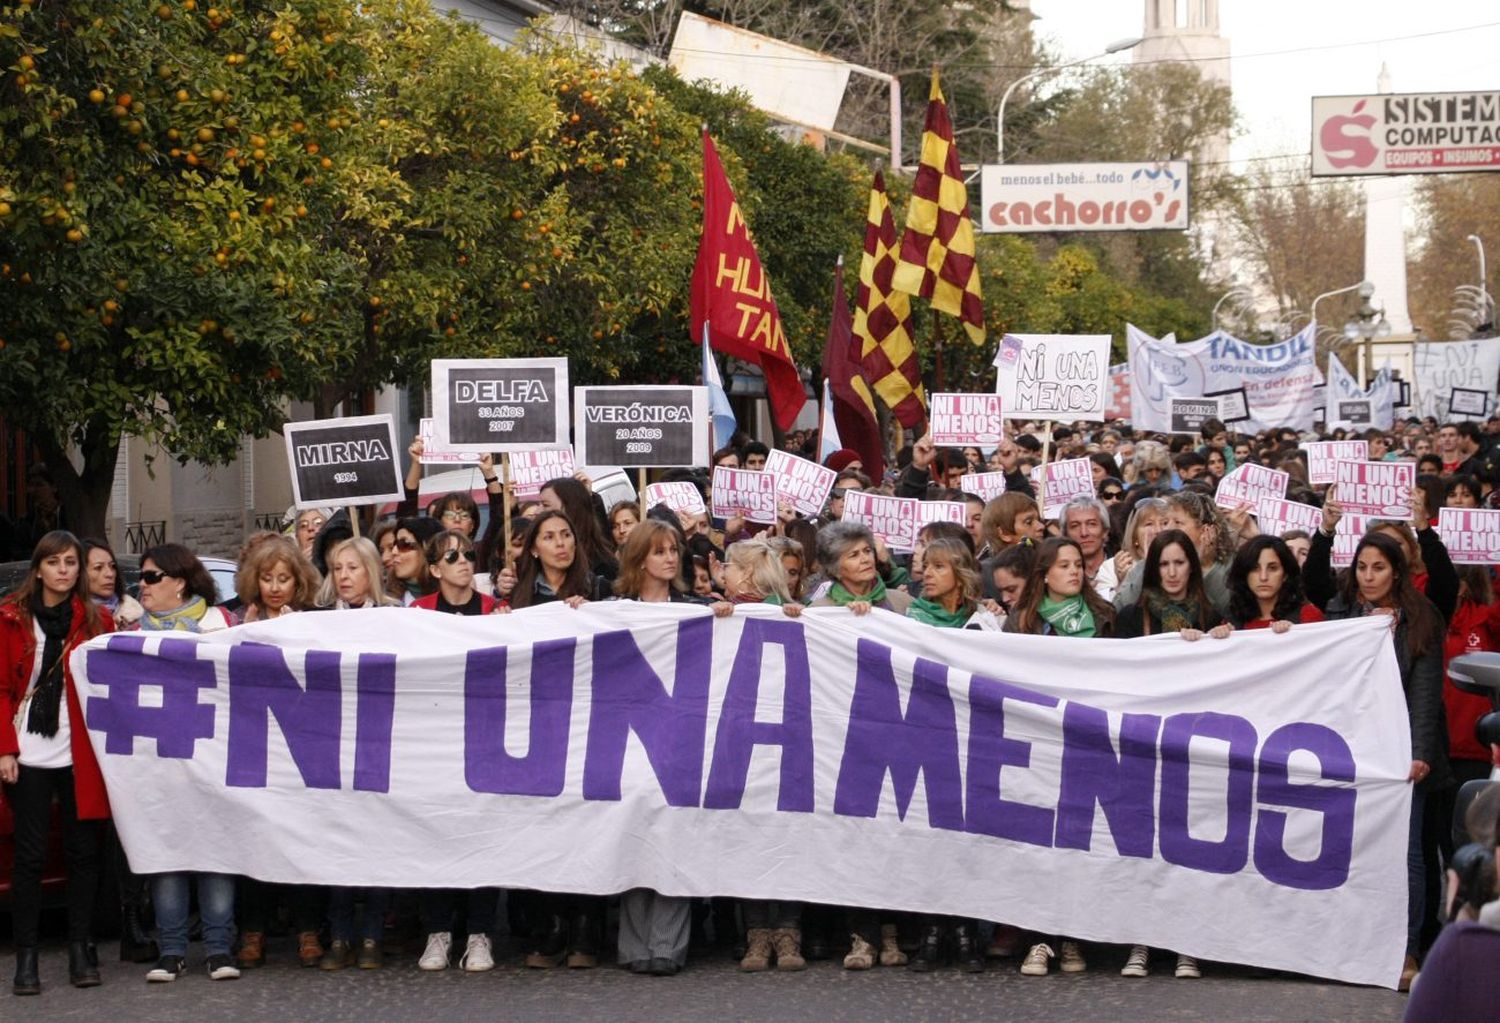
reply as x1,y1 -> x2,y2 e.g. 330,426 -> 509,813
440,509 -> 473,523
441,549 -> 477,564
139,569 -> 174,585
1101,490 -> 1124,501
394,537 -> 421,552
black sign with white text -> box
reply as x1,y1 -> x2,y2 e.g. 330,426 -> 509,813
574,386 -> 709,468
283,414 -> 404,508
431,358 -> 569,453
1170,397 -> 1220,433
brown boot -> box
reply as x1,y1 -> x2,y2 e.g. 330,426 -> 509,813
297,931 -> 323,968
771,928 -> 806,972
842,933 -> 875,970
740,928 -> 773,972
237,931 -> 265,969
879,924 -> 907,967
1398,954 -> 1419,992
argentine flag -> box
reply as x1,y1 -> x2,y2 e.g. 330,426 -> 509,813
702,323 -> 738,451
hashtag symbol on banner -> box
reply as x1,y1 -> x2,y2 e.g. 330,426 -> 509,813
84,635 -> 217,759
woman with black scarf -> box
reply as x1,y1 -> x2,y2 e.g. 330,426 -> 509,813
0,530 -> 114,996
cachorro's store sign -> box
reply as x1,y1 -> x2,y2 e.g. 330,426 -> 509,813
979,162 -> 1189,232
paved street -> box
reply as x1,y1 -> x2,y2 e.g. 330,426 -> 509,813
4,936 -> 1408,1023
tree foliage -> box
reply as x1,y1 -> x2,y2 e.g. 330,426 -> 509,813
1409,175 -> 1500,339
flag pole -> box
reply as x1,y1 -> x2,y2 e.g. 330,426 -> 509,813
932,310 -> 946,392
501,453 -> 513,569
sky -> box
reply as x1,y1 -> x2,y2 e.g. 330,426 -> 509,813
1026,0 -> 1500,165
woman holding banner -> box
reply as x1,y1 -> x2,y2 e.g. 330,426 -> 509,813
1304,509 -> 1448,991
1114,530 -> 1232,641
127,543 -> 238,982
2,531 -> 113,995
539,476 -> 618,585
609,519 -> 709,976
1225,536 -> 1324,630
810,523 -> 913,617
1002,537 -> 1110,976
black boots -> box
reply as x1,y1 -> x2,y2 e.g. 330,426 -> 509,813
13,947 -> 40,996
523,913 -> 567,968
69,941 -> 101,988
566,906 -> 601,968
953,922 -> 985,973
909,923 -> 944,972
119,872 -> 158,963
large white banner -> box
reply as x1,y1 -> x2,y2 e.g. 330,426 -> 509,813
1412,338 -> 1500,422
72,608 -> 1410,989
1128,324 -> 1318,434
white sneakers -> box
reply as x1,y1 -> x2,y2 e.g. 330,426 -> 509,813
1120,944 -> 1149,977
1175,953 -> 1201,979
419,932 -> 452,971
461,934 -> 495,973
1020,942 -> 1054,976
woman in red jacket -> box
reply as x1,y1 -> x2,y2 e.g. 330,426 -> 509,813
1,530 -> 114,996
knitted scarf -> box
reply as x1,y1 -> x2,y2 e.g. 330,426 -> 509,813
1146,590 -> 1200,634
828,576 -> 888,608
907,596 -> 970,629
1038,593 -> 1095,637
26,596 -> 74,738
140,595 -> 211,632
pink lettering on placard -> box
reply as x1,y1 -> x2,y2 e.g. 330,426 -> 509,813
711,466 -> 776,524
764,449 -> 836,518
842,490 -> 920,552
1333,461 -> 1412,517
1437,507 -> 1500,564
642,481 -> 706,516
929,393 -> 1004,447
1215,464 -> 1289,511
509,449 -> 576,499
959,471 -> 1007,502
1306,441 -> 1368,485
1037,457 -> 1095,517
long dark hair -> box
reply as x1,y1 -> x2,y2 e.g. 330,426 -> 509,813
541,477 -> 616,576
82,537 -> 122,599
141,542 -> 218,604
1008,537 -> 1114,636
1227,535 -> 1306,626
1340,531 -> 1442,657
1138,528 -> 1215,632
2,530 -> 102,634
511,510 -> 594,608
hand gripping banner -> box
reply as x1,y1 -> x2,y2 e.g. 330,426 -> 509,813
72,607 -> 1411,988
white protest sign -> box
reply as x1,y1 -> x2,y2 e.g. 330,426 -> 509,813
642,481 -> 706,517
1306,441 -> 1369,485
1333,514 -> 1377,568
283,414 -> 404,510
1437,507 -> 1500,565
763,449 -> 836,519
1215,463 -> 1289,511
841,490 -> 920,552
1450,387 -> 1489,419
959,471 -> 1008,502
1255,498 -> 1324,538
431,358 -> 569,454
915,501 -> 966,528
1412,338 -> 1500,421
1334,461 -> 1413,518
1032,457 -> 1095,518
711,466 -> 776,524
929,393 -> 1005,447
74,608 -> 1411,988
507,448 -> 576,500
994,334 -> 1111,422
419,418 -> 480,465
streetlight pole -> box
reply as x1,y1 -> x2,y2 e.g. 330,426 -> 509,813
1310,279 -> 1372,327
995,37 -> 1142,162
1467,234 -> 1489,330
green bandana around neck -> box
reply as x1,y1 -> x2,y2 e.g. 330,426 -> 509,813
1038,592 -> 1095,637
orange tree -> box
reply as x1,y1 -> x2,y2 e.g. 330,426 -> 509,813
0,0 -> 376,535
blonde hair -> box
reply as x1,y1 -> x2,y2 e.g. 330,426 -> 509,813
236,535 -> 320,613
723,538 -> 792,603
614,519 -> 686,597
921,536 -> 980,613
316,537 -> 401,607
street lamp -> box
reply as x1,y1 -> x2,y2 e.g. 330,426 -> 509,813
1310,279 -> 1372,327
995,37 -> 1143,163
1212,286 -> 1253,332
1467,234 -> 1491,333
1341,281 -> 1392,387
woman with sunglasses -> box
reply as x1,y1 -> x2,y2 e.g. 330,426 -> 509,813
128,543 -> 238,983
389,517 -> 444,605
2,531 -> 114,995
609,519 -> 708,977
409,530 -> 500,974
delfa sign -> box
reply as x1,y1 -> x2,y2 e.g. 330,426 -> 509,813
1313,91 -> 1500,176
979,162 -> 1189,233
431,358 -> 569,454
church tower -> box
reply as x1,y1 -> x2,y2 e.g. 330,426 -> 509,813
1136,0 -> 1231,167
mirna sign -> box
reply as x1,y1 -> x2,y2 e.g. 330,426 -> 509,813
980,162 -> 1189,233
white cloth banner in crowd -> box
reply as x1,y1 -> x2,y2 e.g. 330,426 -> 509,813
1412,338 -> 1500,422
1127,324 -> 1318,434
73,607 -> 1410,988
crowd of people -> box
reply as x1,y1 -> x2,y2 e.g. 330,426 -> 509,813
4,410 -> 1500,1003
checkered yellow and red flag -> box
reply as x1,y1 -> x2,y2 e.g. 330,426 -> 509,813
890,69 -> 986,345
854,171 -> 927,428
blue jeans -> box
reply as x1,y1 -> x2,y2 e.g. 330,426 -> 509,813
153,872 -> 236,957
328,887 -> 390,943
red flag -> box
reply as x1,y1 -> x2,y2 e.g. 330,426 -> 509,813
821,262 -> 885,482
691,130 -> 805,432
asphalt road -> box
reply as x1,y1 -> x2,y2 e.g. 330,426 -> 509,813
4,936 -> 1409,1023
